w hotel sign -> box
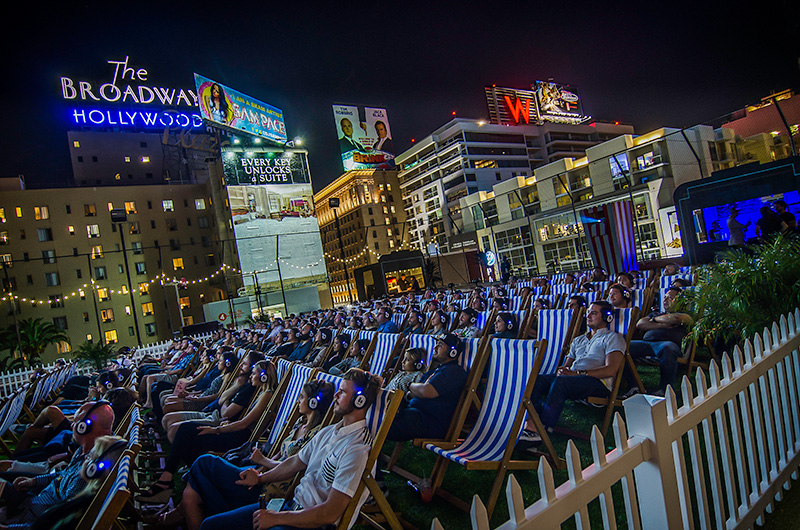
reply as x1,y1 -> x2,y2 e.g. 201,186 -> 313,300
485,83 -> 590,126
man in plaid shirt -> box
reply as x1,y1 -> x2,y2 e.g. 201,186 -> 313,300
0,401 -> 114,528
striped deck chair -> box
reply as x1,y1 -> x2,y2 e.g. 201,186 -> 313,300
340,328 -> 360,344
422,338 -> 555,516
536,309 -> 580,371
77,453 -> 132,530
504,309 -> 529,339
0,390 -> 27,455
475,310 -> 493,337
549,284 -> 575,297
660,273 -> 693,289
390,312 -> 406,330
338,388 -> 404,530
362,333 -> 401,379
276,358 -> 292,383
266,364 -> 317,449
582,290 -> 601,304
358,330 -> 377,346
406,334 -> 439,367
507,296 -> 525,311
585,306 -> 641,435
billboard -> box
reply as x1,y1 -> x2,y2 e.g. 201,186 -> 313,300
195,74 -> 287,143
485,86 -> 540,125
332,104 -> 395,171
534,81 -> 591,125
222,149 -> 326,294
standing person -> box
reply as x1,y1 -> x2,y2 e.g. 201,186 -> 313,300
206,369 -> 382,530
755,206 -> 784,239
727,206 -> 750,247
774,200 -> 797,232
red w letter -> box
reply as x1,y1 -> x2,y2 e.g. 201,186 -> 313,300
503,95 -> 531,124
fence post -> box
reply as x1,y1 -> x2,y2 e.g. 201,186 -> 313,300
623,393 -> 683,529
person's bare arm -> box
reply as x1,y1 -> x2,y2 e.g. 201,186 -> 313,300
408,381 -> 438,399
252,489 -> 352,529
558,350 -> 623,380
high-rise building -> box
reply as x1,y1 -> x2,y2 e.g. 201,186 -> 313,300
314,170 -> 407,305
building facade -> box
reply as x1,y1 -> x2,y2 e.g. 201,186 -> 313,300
313,170 -> 407,305
395,118 -> 635,255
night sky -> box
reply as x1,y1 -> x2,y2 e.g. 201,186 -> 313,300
2,1 -> 798,191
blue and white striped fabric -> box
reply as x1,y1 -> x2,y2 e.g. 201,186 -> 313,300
629,289 -> 646,310
94,454 -> 131,524
593,281 -> 611,294
508,296 -> 524,311
407,334 -> 439,367
582,291 -> 601,304
391,313 -> 405,329
0,391 -> 26,437
367,333 -> 401,376
129,406 -> 140,426
660,273 -> 693,289
276,358 -> 292,383
365,387 -> 392,438
359,330 -> 377,344
517,281 -> 532,288
460,338 -> 484,373
127,424 -> 139,448
476,311 -> 492,331
536,309 -> 575,375
549,284 -> 574,296
453,298 -> 469,310
634,278 -> 648,289
535,295 -> 560,310
678,266 -> 692,274
610,308 -> 636,338
267,364 -> 315,446
29,378 -> 46,409
315,372 -> 344,393
340,329 -> 359,343
424,339 -> 538,465
550,273 -> 568,283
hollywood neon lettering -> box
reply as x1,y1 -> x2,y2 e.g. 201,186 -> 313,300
72,109 -> 203,128
503,95 -> 532,124
60,56 -> 198,108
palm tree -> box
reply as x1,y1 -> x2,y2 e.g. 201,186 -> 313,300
74,341 -> 117,370
14,318 -> 70,368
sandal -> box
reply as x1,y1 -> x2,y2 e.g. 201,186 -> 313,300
135,479 -> 174,504
141,506 -> 183,526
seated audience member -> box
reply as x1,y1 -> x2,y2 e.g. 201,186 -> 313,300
579,282 -> 595,294
671,277 -> 692,288
452,308 -> 481,339
146,381 -> 335,528
567,295 -> 588,334
362,313 -> 379,331
274,329 -> 300,358
318,333 -> 351,372
385,348 -> 426,394
0,402 -> 115,527
285,323 -> 316,362
520,301 -> 626,442
590,266 -> 607,282
347,316 -> 363,331
533,298 -> 550,311
329,339 -> 370,376
426,310 -> 449,338
162,350 -> 238,415
387,334 -> 468,441
137,359 -> 277,504
663,262 -> 680,276
376,307 -> 399,333
564,273 -> 576,285
608,283 -> 631,309
492,297 -> 509,311
206,369 -> 382,530
401,310 -> 425,336
470,297 -> 488,312
304,328 -> 333,367
493,312 -> 519,339
624,286 -> 693,396
263,331 -> 288,358
615,272 -> 635,289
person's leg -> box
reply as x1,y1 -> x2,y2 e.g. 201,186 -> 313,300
185,455 -> 260,517
200,503 -> 258,530
625,340 -> 656,388
650,341 -> 680,391
151,381 -> 175,419
524,374 -> 556,432
540,375 -> 610,428
386,407 -> 429,441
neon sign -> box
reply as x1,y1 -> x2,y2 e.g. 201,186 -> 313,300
60,56 -> 198,107
503,95 -> 533,124
72,108 -> 203,128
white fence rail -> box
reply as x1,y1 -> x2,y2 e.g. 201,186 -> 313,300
439,308 -> 800,530
0,332 -> 214,399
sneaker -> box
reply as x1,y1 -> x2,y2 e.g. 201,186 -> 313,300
621,387 -> 640,400
135,480 -> 174,504
518,429 -> 542,443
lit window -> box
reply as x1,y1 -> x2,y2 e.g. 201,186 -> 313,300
135,262 -> 146,275
91,246 -> 103,259
124,305 -> 131,315
104,330 -> 118,344
107,203 -> 114,211
15,207 -> 23,218
73,141 -> 80,148
179,296 -> 190,310
0,209 -> 5,223
163,200 -> 174,212
387,184 -> 392,191
173,257 -> 184,270
1,254 -> 12,268
124,156 -> 131,162
87,225 -> 100,238
97,288 -> 109,301
86,334 -> 93,341
121,285 -> 128,294
101,309 -> 115,323
142,156 -> 150,163
115,174 -> 121,180
79,289 -> 86,300
124,201 -> 136,214
68,226 -> 75,235
84,204 -> 96,216
389,239 -> 395,248
195,199 -> 206,210
145,322 -> 157,336
34,206 -> 49,220
138,282 -> 150,295
142,302 -> 154,315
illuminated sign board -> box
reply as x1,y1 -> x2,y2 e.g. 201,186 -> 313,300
60,56 -> 203,130
222,150 -> 310,186
195,74 -> 287,143
332,104 -> 395,171
485,86 -> 540,126
534,81 -> 591,125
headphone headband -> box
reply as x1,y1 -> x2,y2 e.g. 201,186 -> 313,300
75,401 -> 111,436
85,439 -> 127,479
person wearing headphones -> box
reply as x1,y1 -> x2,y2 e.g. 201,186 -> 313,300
493,313 -> 518,339
375,307 -> 399,333
425,310 -> 449,338
608,283 -> 632,309
286,323 -> 316,363
401,310 -> 425,337
385,348 -> 426,394
452,308 -> 481,339
221,369 -> 381,530
0,401 -> 115,527
623,286 -> 693,397
387,334 -> 468,442
520,301 -> 626,443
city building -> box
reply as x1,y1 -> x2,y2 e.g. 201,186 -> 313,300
0,177 -> 227,355
314,170 -> 408,305
395,118 -> 634,255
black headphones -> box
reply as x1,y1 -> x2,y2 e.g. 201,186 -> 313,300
612,284 -> 632,300
308,389 -> 324,410
383,309 -> 391,320
414,357 -> 424,370
598,305 -> 614,323
506,316 -> 514,330
85,439 -> 127,480
75,401 -> 111,436
437,311 -> 448,324
366,313 -> 376,323
256,362 -> 269,384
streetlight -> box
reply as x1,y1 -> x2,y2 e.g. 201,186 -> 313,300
328,197 -> 353,304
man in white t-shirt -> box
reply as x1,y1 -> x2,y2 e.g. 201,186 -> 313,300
201,368 -> 381,530
520,301 -> 626,443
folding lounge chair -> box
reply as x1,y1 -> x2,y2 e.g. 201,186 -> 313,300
421,338 -> 557,517
361,333 -> 402,379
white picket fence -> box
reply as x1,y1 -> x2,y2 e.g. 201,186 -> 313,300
438,308 -> 800,530
0,333 -> 214,399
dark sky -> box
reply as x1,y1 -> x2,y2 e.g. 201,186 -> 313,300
2,1 -> 798,191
